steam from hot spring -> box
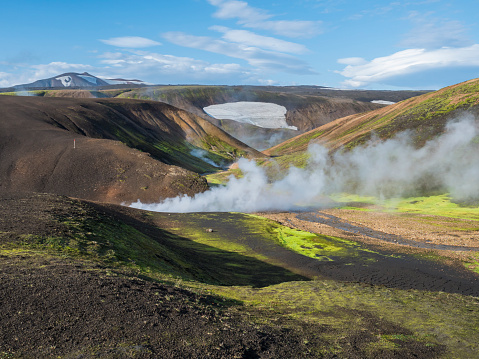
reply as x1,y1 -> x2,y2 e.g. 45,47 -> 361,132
132,115 -> 479,213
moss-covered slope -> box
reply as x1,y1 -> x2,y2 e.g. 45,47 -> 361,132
266,77 -> 479,156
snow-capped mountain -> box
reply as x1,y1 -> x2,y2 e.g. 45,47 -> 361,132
15,72 -> 146,89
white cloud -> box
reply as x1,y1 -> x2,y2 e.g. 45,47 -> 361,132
257,78 -> 279,86
163,31 -> 316,75
338,45 -> 479,88
349,2 -> 402,20
400,17 -> 472,49
97,51 -> 250,83
0,72 -> 20,87
208,0 -> 270,22
252,20 -> 322,38
31,62 -> 95,80
337,57 -> 367,65
210,26 -> 309,54
0,53 -> 252,88
99,36 -> 162,48
207,0 -> 322,38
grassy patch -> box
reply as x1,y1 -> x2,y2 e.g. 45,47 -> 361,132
205,168 -> 243,185
211,279 -> 479,358
268,130 -> 324,156
331,193 -> 479,221
244,214 -> 381,262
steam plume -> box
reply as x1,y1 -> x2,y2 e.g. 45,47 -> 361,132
132,115 -> 479,213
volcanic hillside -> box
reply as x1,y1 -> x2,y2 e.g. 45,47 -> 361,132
116,85 -> 385,132
2,83 -> 427,150
266,78 -> 479,157
0,95 -> 261,204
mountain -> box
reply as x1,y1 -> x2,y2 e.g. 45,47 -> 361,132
117,85 -> 386,132
266,77 -> 479,156
14,72 -> 147,89
116,85 -> 391,150
16,72 -> 110,88
2,82 -> 427,151
0,95 -> 262,204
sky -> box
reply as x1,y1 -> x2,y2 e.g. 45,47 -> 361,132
1,0 -> 478,90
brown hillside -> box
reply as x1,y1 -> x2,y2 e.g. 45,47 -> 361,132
119,86 -> 383,132
0,96 -> 261,204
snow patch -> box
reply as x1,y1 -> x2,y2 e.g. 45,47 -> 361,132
371,100 -> 396,105
55,76 -> 72,87
104,79 -> 147,85
204,102 -> 297,130
78,75 -> 98,85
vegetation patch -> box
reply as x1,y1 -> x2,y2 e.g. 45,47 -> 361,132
268,130 -> 324,156
205,168 -> 244,186
212,278 -> 477,358
244,214 -> 383,262
331,193 -> 479,221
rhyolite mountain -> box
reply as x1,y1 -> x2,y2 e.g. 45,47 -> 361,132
0,95 -> 262,204
266,77 -> 479,157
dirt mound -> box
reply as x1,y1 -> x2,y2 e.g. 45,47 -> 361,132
0,95 -> 263,204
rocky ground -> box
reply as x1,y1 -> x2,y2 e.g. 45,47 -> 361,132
0,192 -> 476,358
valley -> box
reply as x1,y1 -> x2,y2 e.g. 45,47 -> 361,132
0,77 -> 478,358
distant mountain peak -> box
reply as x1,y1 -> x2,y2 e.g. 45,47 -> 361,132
15,72 -> 146,89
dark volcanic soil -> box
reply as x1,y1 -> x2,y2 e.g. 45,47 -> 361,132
0,255 -> 314,359
0,192 -> 447,358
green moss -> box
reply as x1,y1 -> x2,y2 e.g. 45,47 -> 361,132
269,130 -> 324,156
205,168 -> 243,185
394,195 -> 479,220
243,214 -> 382,262
211,278 -> 479,358
200,135 -> 248,161
331,193 -> 479,221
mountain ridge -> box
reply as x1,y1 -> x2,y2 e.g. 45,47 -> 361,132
265,77 -> 479,156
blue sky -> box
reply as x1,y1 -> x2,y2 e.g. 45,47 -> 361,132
1,0 -> 478,89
